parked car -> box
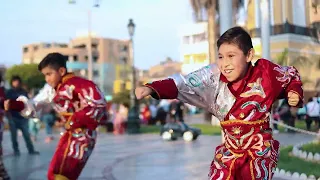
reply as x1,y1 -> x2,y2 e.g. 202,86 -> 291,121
160,122 -> 201,141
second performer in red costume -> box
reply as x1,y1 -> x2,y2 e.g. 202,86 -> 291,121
135,27 -> 303,180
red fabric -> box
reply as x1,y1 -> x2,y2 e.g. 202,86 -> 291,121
48,74 -> 106,179
53,75 -> 107,131
0,88 -> 5,116
145,79 -> 178,99
47,130 -> 96,180
8,100 -> 25,111
209,139 -> 279,180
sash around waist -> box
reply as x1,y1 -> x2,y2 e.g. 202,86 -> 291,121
221,119 -> 273,152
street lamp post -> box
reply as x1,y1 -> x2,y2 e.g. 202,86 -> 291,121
128,19 -> 136,108
126,19 -> 140,134
68,0 -> 100,81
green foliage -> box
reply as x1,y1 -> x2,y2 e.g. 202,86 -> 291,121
276,48 -> 289,66
278,146 -> 320,178
140,124 -> 222,135
275,49 -> 314,85
112,90 -> 130,106
301,141 -> 320,154
5,64 -> 45,90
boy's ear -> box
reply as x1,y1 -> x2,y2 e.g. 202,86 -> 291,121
246,48 -> 255,63
58,67 -> 67,76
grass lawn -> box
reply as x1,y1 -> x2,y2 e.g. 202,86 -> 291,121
300,142 -> 320,154
277,146 -> 320,178
277,120 -> 319,133
140,120 -> 315,135
140,123 -> 222,135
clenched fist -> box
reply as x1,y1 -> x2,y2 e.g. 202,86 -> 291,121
135,86 -> 153,100
288,91 -> 300,106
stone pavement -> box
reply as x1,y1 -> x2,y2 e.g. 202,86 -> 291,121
1,130 -> 314,180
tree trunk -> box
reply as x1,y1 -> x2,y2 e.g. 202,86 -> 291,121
207,2 -> 217,64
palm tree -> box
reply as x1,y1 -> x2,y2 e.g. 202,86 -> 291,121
189,0 -> 244,64
275,48 -> 313,85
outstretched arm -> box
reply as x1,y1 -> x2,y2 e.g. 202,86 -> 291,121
141,64 -> 220,109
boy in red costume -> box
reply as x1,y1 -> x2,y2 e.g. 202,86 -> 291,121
135,27 -> 303,180
6,53 -> 107,180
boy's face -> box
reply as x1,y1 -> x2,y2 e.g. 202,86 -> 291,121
217,43 -> 254,82
41,66 -> 66,88
11,80 -> 21,88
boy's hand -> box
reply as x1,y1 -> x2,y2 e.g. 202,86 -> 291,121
288,91 -> 300,106
4,100 -> 10,111
135,86 -> 153,100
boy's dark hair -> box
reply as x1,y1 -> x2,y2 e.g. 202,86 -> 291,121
38,52 -> 67,71
217,26 -> 253,55
11,75 -> 22,84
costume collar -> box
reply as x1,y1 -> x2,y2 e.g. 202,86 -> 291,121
55,73 -> 75,90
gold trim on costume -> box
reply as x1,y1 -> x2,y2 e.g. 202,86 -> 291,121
54,174 -> 69,180
59,131 -> 72,174
226,158 -> 237,180
220,119 -> 268,126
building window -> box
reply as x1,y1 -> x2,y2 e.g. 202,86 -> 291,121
121,57 -> 128,64
121,82 -> 126,90
73,55 -> 78,61
183,36 -> 190,44
60,44 -> 68,48
92,44 -> 98,48
44,43 -> 51,48
33,46 -> 38,51
63,55 -> 69,61
23,47 -> 28,53
85,56 -> 88,61
93,70 -> 99,76
74,44 -> 86,49
121,45 -> 128,52
93,56 -> 98,62
193,32 -> 206,43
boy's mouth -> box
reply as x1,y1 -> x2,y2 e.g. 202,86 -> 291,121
224,69 -> 233,74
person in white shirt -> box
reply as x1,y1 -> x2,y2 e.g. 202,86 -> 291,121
305,96 -> 320,131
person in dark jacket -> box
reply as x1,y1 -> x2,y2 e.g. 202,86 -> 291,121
5,76 -> 39,156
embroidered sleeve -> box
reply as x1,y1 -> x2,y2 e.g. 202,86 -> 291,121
69,81 -> 107,130
266,60 -> 303,107
146,64 -> 220,109
33,84 -> 55,106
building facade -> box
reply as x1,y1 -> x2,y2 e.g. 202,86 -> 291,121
245,0 -> 320,90
180,0 -> 320,90
178,22 -> 209,75
22,36 -> 130,96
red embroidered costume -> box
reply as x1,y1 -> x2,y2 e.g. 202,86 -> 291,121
145,59 -> 303,180
16,73 -> 107,180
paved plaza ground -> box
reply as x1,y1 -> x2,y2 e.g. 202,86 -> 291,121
1,129 -> 314,180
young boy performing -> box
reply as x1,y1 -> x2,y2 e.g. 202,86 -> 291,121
6,53 -> 107,180
135,27 -> 303,180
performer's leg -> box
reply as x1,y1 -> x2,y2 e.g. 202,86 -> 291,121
208,144 -> 239,180
238,140 -> 280,180
48,131 -> 95,180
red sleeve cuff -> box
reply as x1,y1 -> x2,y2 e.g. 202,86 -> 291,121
286,82 -> 304,108
145,79 -> 178,100
9,100 -> 25,112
